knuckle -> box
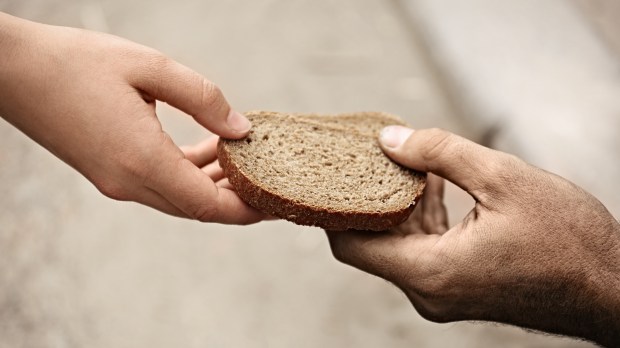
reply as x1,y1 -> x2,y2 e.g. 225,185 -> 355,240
118,148 -> 155,185
120,155 -> 148,179
483,153 -> 526,192
199,79 -> 226,111
127,134 -> 176,185
189,202 -> 217,222
134,50 -> 172,94
419,128 -> 454,164
144,50 -> 172,70
486,153 -> 518,176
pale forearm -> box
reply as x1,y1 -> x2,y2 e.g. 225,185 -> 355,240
590,226 -> 620,347
0,12 -> 77,155
0,12 -> 38,78
0,12 -> 46,123
0,13 -> 24,113
0,11 -> 26,58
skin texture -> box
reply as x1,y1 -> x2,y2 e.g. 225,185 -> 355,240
2,10 -> 619,346
327,126 -> 620,347
0,12 -> 265,224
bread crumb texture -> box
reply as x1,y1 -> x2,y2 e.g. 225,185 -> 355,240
218,111 -> 426,231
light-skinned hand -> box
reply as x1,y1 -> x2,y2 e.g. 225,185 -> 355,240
0,12 -> 264,224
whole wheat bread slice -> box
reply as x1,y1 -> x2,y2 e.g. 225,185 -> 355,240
217,111 -> 426,231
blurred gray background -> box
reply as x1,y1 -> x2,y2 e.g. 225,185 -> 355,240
1,0 -> 618,347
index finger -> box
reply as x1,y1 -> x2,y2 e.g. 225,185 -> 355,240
326,230 -> 440,283
128,53 -> 251,139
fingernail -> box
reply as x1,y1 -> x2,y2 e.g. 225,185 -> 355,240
227,110 -> 252,133
380,126 -> 414,148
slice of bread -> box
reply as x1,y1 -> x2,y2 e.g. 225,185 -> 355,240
217,111 -> 426,231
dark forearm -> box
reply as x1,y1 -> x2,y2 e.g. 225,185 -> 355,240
475,219 -> 620,346
527,221 -> 620,347
575,271 -> 620,348
590,223 -> 620,348
484,274 -> 617,347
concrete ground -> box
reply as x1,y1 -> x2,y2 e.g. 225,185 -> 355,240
0,0 -> 616,347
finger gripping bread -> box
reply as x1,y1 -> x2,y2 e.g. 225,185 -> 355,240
217,111 -> 426,231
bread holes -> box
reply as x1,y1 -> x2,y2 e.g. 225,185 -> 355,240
217,111 -> 425,231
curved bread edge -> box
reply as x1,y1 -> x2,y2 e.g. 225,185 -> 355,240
217,138 -> 426,231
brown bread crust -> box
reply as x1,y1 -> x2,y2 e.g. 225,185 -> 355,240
217,112 -> 426,231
